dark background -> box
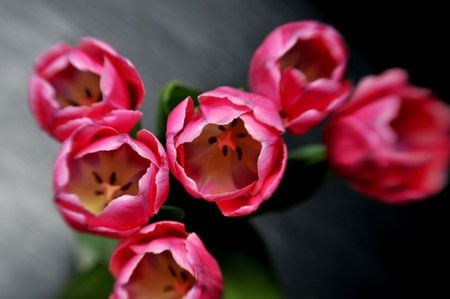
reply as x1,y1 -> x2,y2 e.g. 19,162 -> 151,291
0,1 -> 448,298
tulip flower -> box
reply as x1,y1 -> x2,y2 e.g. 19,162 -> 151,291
54,111 -> 169,237
249,20 -> 350,134
29,37 -> 144,141
324,69 -> 450,203
166,87 -> 287,216
109,221 -> 223,299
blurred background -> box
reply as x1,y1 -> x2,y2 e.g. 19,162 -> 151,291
0,0 -> 448,298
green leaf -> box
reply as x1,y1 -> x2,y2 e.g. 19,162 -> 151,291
76,233 -> 118,271
156,81 -> 202,139
58,264 -> 114,299
130,120 -> 142,139
150,204 -> 186,222
222,251 -> 284,299
288,144 -> 327,165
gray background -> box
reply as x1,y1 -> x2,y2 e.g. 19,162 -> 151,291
0,1 -> 448,299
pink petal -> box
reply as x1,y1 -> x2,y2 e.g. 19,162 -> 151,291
100,57 -> 130,108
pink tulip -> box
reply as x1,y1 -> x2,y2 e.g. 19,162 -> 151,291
54,111 -> 169,237
109,221 -> 223,299
166,87 -> 287,216
249,20 -> 350,134
29,37 -> 144,141
324,69 -> 450,203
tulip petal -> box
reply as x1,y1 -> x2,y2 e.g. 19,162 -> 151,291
325,68 -> 449,203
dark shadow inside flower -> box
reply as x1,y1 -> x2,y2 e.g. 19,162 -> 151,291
49,64 -> 102,108
390,99 -> 444,149
278,38 -> 336,82
126,251 -> 196,299
66,144 -> 149,214
180,118 -> 262,195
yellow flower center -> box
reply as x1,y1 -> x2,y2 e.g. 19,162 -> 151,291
66,144 -> 149,214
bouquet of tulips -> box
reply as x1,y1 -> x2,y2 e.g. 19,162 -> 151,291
28,20 -> 449,299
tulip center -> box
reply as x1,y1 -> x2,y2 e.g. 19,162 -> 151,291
127,251 -> 196,299
210,119 -> 245,159
66,144 -> 149,214
49,64 -> 102,108
181,118 -> 262,195
279,38 -> 335,82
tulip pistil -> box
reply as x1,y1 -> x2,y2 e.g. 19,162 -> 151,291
182,118 -> 261,194
209,118 -> 249,161
67,145 -> 149,214
91,171 -> 132,206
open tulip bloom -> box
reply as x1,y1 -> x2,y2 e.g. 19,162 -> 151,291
110,221 -> 223,299
27,20 -> 449,299
54,111 -> 169,237
250,20 -> 351,134
166,87 -> 287,217
29,37 -> 145,141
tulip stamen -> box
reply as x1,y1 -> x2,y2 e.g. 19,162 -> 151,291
206,119 -> 251,161
184,117 -> 262,194
126,251 -> 196,298
90,170 -> 132,205
68,145 -> 150,215
236,146 -> 243,161
92,171 -> 103,183
208,137 -> 217,144
168,265 -> 177,277
109,172 -> 117,185
180,271 -> 189,282
121,182 -> 132,191
84,86 -> 102,103
84,88 -> 92,98
51,69 -> 102,108
222,146 -> 228,157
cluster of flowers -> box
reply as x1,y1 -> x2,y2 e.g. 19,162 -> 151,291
28,21 -> 449,298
